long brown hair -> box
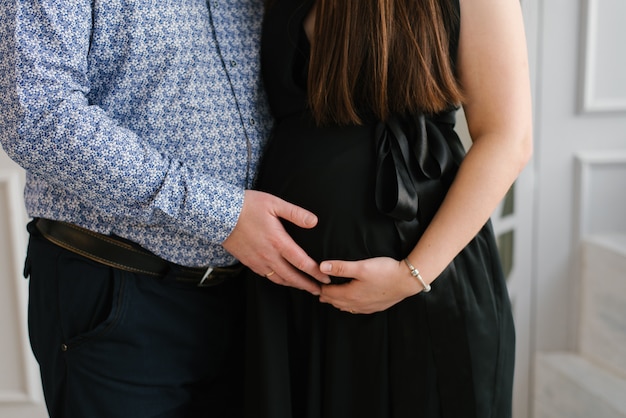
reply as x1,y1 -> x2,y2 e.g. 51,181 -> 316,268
307,0 -> 463,125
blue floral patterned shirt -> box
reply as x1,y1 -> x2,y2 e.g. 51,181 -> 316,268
0,0 -> 272,267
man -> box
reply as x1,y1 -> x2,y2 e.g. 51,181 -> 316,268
0,1 -> 328,417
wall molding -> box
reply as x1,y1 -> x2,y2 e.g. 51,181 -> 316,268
574,150 -> 626,241
0,170 -> 41,405
581,0 -> 626,113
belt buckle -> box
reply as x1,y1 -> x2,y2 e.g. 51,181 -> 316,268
197,267 -> 215,287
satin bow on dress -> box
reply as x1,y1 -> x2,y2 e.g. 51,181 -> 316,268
374,111 -> 463,253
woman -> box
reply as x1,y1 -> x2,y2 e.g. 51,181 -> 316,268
245,0 -> 532,417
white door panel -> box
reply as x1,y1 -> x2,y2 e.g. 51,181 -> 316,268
0,151 -> 47,418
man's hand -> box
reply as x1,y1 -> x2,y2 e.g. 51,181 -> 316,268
222,190 -> 330,295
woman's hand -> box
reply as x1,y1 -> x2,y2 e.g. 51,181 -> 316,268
318,257 -> 426,314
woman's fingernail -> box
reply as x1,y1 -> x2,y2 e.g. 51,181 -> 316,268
320,262 -> 332,272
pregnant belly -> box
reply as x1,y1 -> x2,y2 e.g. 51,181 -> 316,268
256,116 -> 402,262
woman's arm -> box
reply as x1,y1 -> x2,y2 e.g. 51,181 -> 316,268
319,0 -> 533,313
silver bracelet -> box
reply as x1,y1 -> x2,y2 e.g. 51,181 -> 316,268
403,258 -> 431,293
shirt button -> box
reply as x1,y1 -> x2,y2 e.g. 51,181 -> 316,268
250,118 -> 256,125
230,60 -> 237,67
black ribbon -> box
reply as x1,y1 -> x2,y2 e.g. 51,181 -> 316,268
374,113 -> 459,250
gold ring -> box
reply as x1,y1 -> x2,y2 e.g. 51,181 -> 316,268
349,309 -> 356,314
265,271 -> 275,278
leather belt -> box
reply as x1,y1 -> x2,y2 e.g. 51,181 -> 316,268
34,218 -> 243,287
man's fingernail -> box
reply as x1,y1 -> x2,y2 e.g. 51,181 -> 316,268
320,262 -> 332,272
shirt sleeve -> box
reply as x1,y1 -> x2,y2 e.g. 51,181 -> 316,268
0,1 -> 244,245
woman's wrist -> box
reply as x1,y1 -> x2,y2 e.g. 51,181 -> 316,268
401,258 -> 432,295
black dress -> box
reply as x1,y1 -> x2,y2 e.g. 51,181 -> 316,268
245,1 -> 515,417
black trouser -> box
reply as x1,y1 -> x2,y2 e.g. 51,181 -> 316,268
25,221 -> 245,418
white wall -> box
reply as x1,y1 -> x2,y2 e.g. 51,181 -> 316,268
0,153 -> 47,417
532,0 -> 626,356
